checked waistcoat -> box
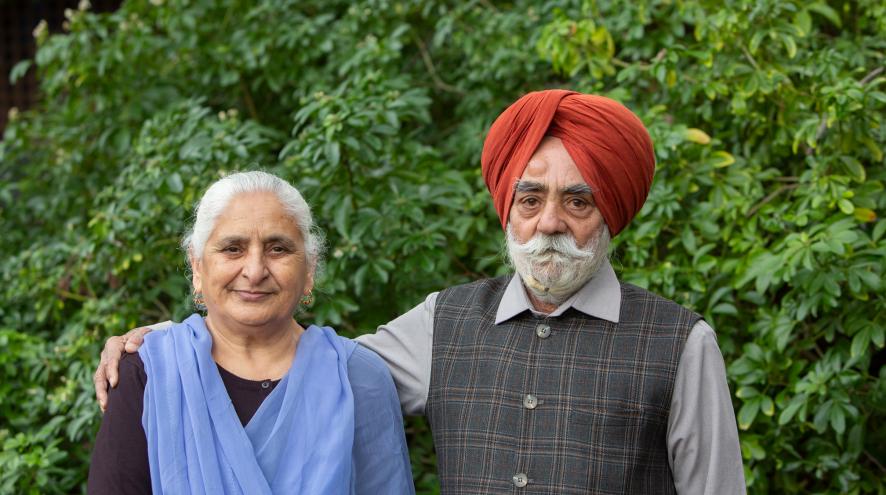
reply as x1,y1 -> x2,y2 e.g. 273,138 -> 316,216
427,276 -> 700,494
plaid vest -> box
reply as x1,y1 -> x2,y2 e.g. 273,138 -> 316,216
427,276 -> 700,494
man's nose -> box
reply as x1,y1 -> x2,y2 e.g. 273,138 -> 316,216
536,201 -> 567,235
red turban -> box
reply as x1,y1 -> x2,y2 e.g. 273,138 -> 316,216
481,89 -> 655,236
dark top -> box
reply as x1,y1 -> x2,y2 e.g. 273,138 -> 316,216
88,353 -> 281,494
88,342 -> 414,495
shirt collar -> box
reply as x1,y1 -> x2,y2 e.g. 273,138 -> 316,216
494,257 -> 621,324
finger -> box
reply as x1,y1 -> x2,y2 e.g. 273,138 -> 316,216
94,367 -> 109,412
124,327 -> 151,353
103,336 -> 125,388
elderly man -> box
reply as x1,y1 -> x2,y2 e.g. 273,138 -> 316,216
95,89 -> 745,493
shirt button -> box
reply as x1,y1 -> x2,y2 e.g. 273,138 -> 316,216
536,324 -> 551,339
261,380 -> 271,389
523,394 -> 538,410
512,473 -> 528,487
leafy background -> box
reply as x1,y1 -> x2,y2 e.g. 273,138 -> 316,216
1,0 -> 884,493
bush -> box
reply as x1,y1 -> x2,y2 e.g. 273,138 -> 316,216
1,0 -> 883,493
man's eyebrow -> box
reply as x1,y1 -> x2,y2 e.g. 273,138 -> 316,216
514,180 -> 546,193
562,183 -> 593,195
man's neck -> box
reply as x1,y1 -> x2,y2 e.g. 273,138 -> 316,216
527,291 -> 560,314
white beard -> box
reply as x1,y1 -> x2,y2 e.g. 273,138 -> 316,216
506,223 -> 611,306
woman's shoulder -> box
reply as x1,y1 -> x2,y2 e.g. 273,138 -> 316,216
346,344 -> 396,395
119,352 -> 146,381
347,344 -> 390,376
107,352 -> 147,404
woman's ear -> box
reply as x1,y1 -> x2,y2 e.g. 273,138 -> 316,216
189,249 -> 202,294
304,269 -> 315,297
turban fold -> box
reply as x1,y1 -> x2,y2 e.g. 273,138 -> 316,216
480,89 -> 655,236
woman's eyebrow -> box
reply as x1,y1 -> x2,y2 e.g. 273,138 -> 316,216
263,235 -> 298,248
215,235 -> 248,245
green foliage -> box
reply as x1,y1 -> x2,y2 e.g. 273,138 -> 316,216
1,0 -> 883,493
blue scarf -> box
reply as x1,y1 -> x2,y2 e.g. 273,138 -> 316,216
140,314 -> 357,494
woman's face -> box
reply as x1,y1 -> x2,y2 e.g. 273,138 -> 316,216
191,191 -> 312,329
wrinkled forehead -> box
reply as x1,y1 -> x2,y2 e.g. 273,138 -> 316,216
516,135 -> 590,191
210,192 -> 303,239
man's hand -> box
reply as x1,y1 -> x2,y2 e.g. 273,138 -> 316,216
94,326 -> 152,412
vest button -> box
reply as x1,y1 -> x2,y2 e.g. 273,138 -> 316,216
523,394 -> 538,410
512,472 -> 528,487
536,324 -> 551,339
261,380 -> 271,389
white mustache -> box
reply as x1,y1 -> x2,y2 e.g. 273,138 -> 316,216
507,231 -> 596,261
506,224 -> 610,305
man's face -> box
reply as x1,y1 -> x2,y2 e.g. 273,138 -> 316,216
508,136 -> 605,246
506,136 -> 610,305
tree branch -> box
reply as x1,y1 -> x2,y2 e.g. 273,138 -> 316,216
806,66 -> 884,155
412,33 -> 464,95
746,184 -> 799,217
239,76 -> 260,123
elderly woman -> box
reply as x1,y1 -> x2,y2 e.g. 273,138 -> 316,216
88,171 -> 414,494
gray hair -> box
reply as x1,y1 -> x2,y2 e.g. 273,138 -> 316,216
182,171 -> 324,270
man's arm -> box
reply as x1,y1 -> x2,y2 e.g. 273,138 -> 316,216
93,321 -> 172,411
667,320 -> 746,494
355,292 -> 436,416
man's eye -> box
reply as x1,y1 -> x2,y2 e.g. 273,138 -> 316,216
569,198 -> 587,208
522,197 -> 540,207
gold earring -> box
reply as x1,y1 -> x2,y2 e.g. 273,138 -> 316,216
193,292 -> 205,307
301,292 -> 314,306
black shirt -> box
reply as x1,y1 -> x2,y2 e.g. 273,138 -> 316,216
87,353 -> 280,494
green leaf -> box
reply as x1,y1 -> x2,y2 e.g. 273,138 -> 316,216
829,404 -> 846,435
709,151 -> 735,168
779,395 -> 807,425
736,386 -> 759,399
808,2 -> 842,28
738,398 -> 760,430
850,328 -> 871,358
166,173 -> 183,193
10,60 -> 32,84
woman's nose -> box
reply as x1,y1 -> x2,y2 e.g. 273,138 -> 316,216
241,250 -> 269,281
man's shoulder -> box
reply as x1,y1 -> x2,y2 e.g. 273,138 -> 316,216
442,274 -> 512,293
619,282 -> 703,322
437,274 -> 512,306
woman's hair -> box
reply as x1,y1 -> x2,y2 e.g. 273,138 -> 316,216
182,171 -> 324,270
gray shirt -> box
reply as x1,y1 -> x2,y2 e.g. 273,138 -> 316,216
356,258 -> 746,494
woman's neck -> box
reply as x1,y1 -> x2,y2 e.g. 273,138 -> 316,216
204,315 -> 303,381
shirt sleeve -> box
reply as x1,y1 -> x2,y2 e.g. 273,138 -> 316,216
348,346 -> 416,495
87,353 -> 152,495
667,320 -> 747,494
354,292 -> 437,416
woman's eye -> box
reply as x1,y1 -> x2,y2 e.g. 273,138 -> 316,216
222,246 -> 241,254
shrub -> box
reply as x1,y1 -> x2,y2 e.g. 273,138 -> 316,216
1,0 -> 883,493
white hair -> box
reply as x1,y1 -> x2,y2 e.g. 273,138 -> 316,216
182,171 -> 324,269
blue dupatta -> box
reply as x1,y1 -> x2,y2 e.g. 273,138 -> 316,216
140,314 -> 357,494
